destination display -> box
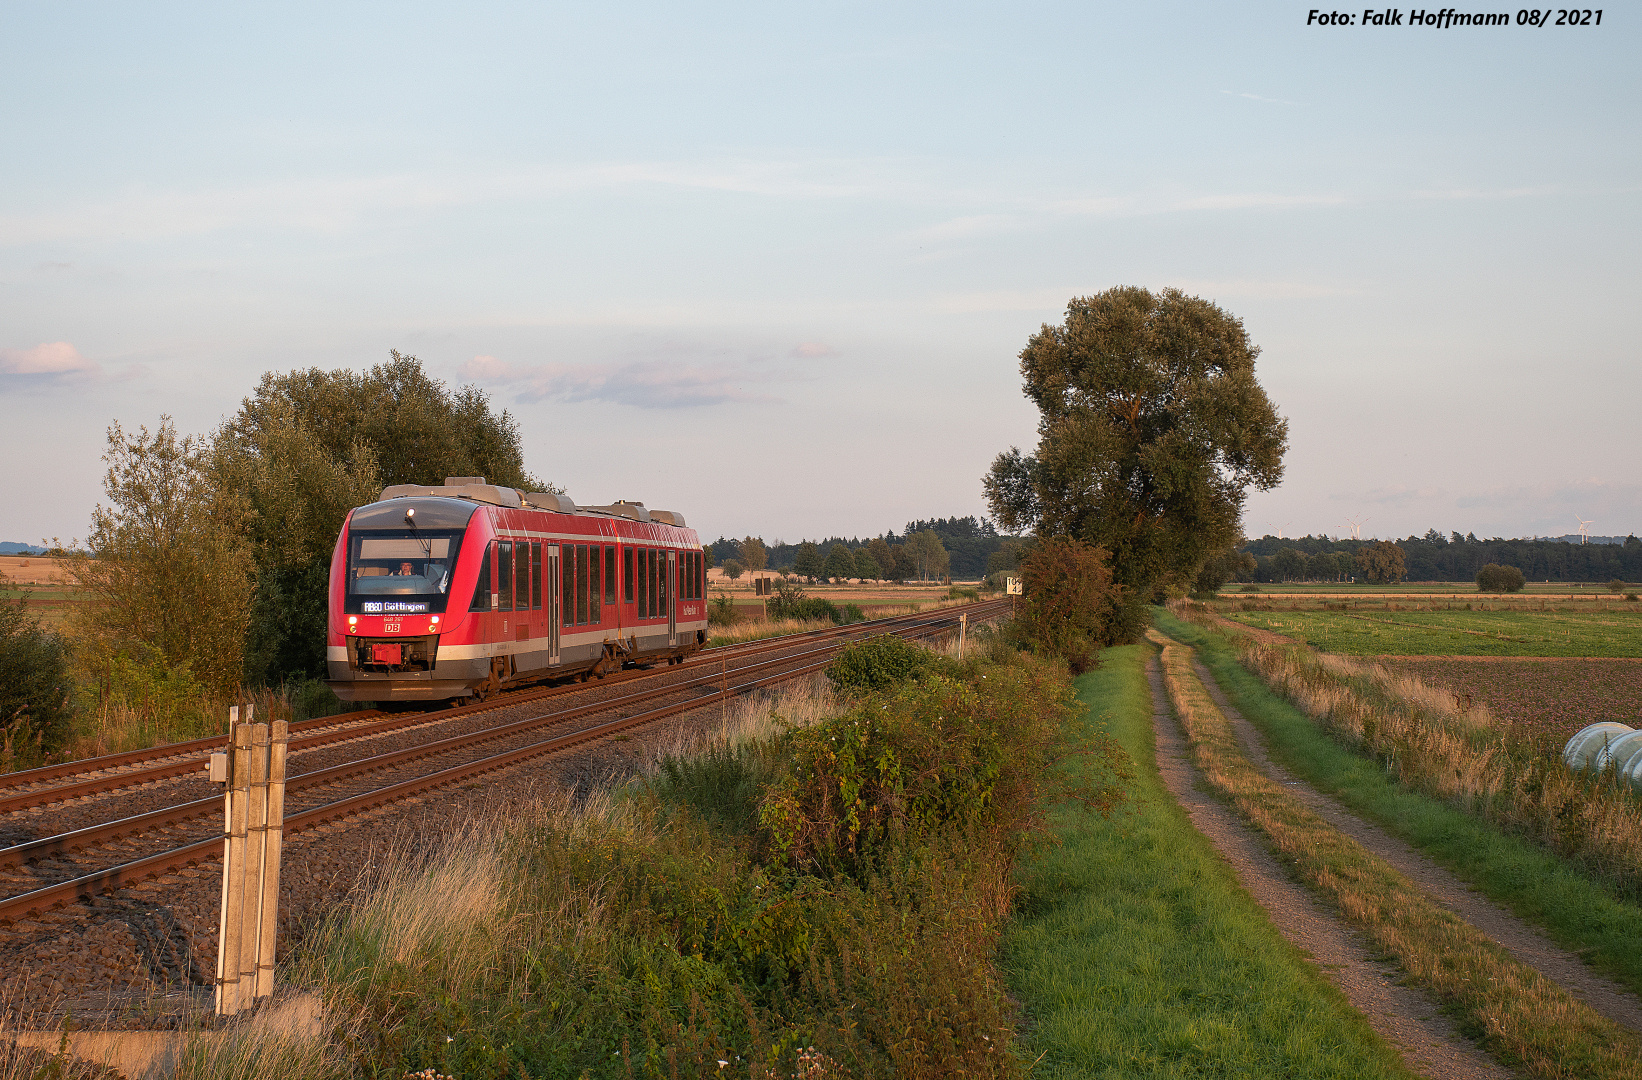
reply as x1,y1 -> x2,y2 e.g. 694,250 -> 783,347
361,601 -> 430,614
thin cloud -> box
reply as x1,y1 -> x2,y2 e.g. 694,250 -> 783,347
463,354 -> 783,409
0,341 -> 99,380
790,342 -> 835,358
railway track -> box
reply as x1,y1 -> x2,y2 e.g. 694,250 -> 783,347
0,599 -> 1008,924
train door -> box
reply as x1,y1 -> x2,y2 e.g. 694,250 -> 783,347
547,546 -> 561,665
667,550 -> 677,648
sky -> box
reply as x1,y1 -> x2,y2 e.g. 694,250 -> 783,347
2,2 -> 1637,547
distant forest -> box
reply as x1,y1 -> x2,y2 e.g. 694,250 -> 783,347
1240,531 -> 1642,583
709,516 -> 1019,580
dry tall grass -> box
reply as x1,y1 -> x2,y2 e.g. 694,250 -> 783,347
706,617 -> 835,647
1172,601 -> 1642,896
1151,630 -> 1642,1080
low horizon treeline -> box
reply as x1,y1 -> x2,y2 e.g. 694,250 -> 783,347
1238,531 -> 1642,583
709,516 -> 1023,582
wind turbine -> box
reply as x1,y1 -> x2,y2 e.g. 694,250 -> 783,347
1345,516 -> 1369,541
1576,516 -> 1594,544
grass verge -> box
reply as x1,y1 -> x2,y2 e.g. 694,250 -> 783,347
1002,644 -> 1413,1079
1156,607 -> 1642,996
1151,627 -> 1642,1079
286,642 -> 1089,1078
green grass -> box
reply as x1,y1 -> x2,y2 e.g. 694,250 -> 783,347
1002,644 -> 1412,1079
1156,609 -> 1642,997
1220,582 -> 1600,595
1225,606 -> 1642,656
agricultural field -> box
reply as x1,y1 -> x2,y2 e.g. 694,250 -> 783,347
1220,581 -> 1629,597
1375,657 -> 1642,755
1222,604 -> 1642,657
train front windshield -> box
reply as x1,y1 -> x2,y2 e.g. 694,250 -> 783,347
345,530 -> 465,614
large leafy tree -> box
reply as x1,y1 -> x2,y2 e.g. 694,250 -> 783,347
212,352 -> 550,683
985,287 -> 1287,636
823,543 -> 856,582
740,537 -> 768,574
64,419 -> 255,697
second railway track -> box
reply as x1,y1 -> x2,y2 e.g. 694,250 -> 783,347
0,600 -> 1008,925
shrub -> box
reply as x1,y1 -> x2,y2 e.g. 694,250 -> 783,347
1239,583 -> 1262,593
761,653 -> 1119,875
0,589 -> 73,767
1014,536 -> 1127,670
721,559 -> 744,580
280,675 -> 350,722
1476,563 -> 1526,593
309,655 -> 1112,1080
827,635 -> 944,692
1608,579 -> 1628,593
946,585 -> 980,601
766,582 -> 863,626
708,592 -> 736,626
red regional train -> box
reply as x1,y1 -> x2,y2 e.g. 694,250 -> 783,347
326,477 -> 708,704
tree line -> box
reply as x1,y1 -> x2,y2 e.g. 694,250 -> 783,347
709,530 -> 954,584
1236,532 -> 1642,583
708,516 -> 1023,584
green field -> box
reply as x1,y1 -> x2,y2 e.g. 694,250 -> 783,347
1219,581 -> 1623,595
1225,606 -> 1642,657
0,583 -> 81,629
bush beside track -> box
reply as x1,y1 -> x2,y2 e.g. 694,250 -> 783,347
284,634 -> 1097,1079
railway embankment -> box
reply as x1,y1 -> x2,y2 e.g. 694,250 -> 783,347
61,629 -> 1072,1079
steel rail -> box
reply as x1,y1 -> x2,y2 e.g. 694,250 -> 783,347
0,601 -> 1003,814
0,605 -> 996,923
0,711 -> 383,793
0,618 -> 968,871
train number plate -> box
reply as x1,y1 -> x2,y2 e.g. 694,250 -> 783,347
372,643 -> 403,665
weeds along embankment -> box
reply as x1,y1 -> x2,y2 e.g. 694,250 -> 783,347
259,630 -> 1115,1080
1169,601 -> 1642,900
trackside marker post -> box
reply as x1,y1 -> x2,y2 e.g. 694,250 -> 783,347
211,706 -> 288,1015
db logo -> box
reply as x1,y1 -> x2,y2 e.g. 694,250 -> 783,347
384,621 -> 401,633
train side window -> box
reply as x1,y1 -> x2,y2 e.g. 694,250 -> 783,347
516,541 -> 530,613
651,550 -> 661,618
584,541 -> 597,617
561,545 -> 573,628
531,543 -> 542,610
468,543 -> 493,612
572,545 -> 585,625
497,541 -> 513,611
624,547 -> 635,603
690,551 -> 699,599
604,546 -> 616,605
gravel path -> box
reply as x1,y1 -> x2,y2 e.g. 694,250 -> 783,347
1145,656 -> 1510,1079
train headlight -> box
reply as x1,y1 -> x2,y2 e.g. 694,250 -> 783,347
348,616 -> 357,626
430,616 -> 440,625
